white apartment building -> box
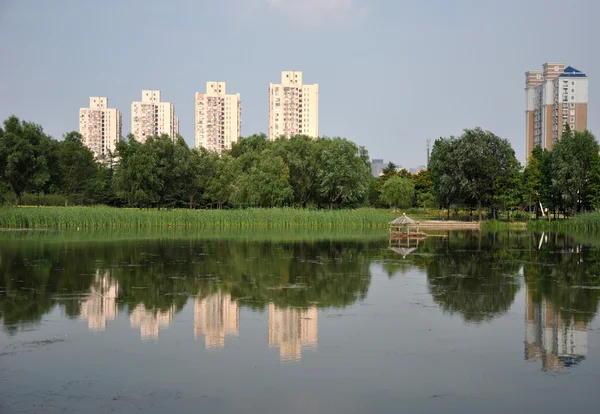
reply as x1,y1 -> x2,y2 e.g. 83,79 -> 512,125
195,82 -> 241,153
79,97 -> 122,158
131,90 -> 179,143
269,71 -> 319,141
525,63 -> 588,156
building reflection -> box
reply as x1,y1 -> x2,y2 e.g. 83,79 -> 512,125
79,270 -> 119,331
525,287 -> 588,371
130,303 -> 175,340
268,303 -> 318,363
194,292 -> 239,349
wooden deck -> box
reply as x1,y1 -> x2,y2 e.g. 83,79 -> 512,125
416,220 -> 480,230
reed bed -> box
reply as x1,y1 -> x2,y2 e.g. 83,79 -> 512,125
0,207 -> 397,229
527,212 -> 600,232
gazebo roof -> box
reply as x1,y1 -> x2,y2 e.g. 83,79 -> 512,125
389,213 -> 418,225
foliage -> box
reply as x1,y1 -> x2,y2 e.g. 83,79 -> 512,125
0,116 -> 51,205
379,176 -> 414,209
429,128 -> 521,221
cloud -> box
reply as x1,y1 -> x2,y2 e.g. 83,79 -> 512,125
249,0 -> 370,26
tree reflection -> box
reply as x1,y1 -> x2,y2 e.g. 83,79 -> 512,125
0,236 -> 376,335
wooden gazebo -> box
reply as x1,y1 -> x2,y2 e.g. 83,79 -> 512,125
388,213 -> 427,240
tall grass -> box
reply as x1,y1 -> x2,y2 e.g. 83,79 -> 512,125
0,206 -> 398,229
527,211 -> 600,232
480,220 -> 528,232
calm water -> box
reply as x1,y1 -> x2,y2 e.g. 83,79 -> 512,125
1,230 -> 599,413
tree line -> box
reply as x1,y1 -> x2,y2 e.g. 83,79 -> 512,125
0,115 -> 376,209
427,126 -> 600,220
2,115 -> 599,216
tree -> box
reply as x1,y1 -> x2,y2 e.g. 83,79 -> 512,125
429,137 -> 461,217
379,176 -> 414,210
271,135 -> 319,207
239,154 -> 293,207
430,128 -> 519,222
523,149 -> 542,218
56,132 -> 97,206
549,130 -> 600,213
206,153 -> 237,209
493,156 -> 522,220
180,148 -> 211,209
316,138 -> 371,209
0,116 -> 50,205
113,135 -> 161,208
412,170 -> 435,209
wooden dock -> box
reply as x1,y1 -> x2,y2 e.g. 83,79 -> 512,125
416,220 -> 480,230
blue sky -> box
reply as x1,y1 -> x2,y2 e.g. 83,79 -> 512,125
0,0 -> 597,166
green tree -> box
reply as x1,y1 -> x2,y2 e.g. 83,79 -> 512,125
550,130 -> 600,213
180,148 -> 211,209
57,132 -> 97,206
412,170 -> 435,209
240,154 -> 293,207
316,138 -> 371,209
0,116 -> 50,205
379,176 -> 414,210
429,137 -> 461,217
206,153 -> 237,209
271,135 -> 319,207
430,128 -> 519,221
113,135 -> 161,208
493,156 -> 523,220
523,149 -> 542,218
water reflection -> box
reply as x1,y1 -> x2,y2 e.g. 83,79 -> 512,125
268,304 -> 318,363
525,285 -> 588,371
1,231 -> 600,369
79,271 -> 119,332
194,292 -> 239,349
130,304 -> 175,340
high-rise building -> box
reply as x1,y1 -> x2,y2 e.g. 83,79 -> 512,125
268,303 -> 318,363
195,82 -> 241,153
131,90 -> 179,143
79,97 -> 122,158
268,71 -> 319,140
525,63 -> 588,157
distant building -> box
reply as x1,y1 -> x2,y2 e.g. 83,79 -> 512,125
195,82 -> 241,154
269,71 -> 319,140
131,90 -> 179,143
525,63 -> 588,156
409,165 -> 427,175
371,159 -> 385,177
79,97 -> 122,158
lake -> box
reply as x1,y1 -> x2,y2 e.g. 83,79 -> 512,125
1,230 -> 599,413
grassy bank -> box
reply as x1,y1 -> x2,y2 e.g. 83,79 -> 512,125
527,211 -> 600,232
0,206 -> 399,229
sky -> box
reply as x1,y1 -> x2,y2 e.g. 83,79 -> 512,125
0,0 -> 598,167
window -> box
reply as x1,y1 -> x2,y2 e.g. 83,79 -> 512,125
571,96 -> 575,101
570,110 -> 575,116
570,117 -> 575,123
572,81 -> 575,85
572,89 -> 575,93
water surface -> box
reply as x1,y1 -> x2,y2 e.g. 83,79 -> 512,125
1,230 -> 599,413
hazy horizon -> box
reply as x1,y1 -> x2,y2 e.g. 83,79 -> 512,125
1,0 -> 597,166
